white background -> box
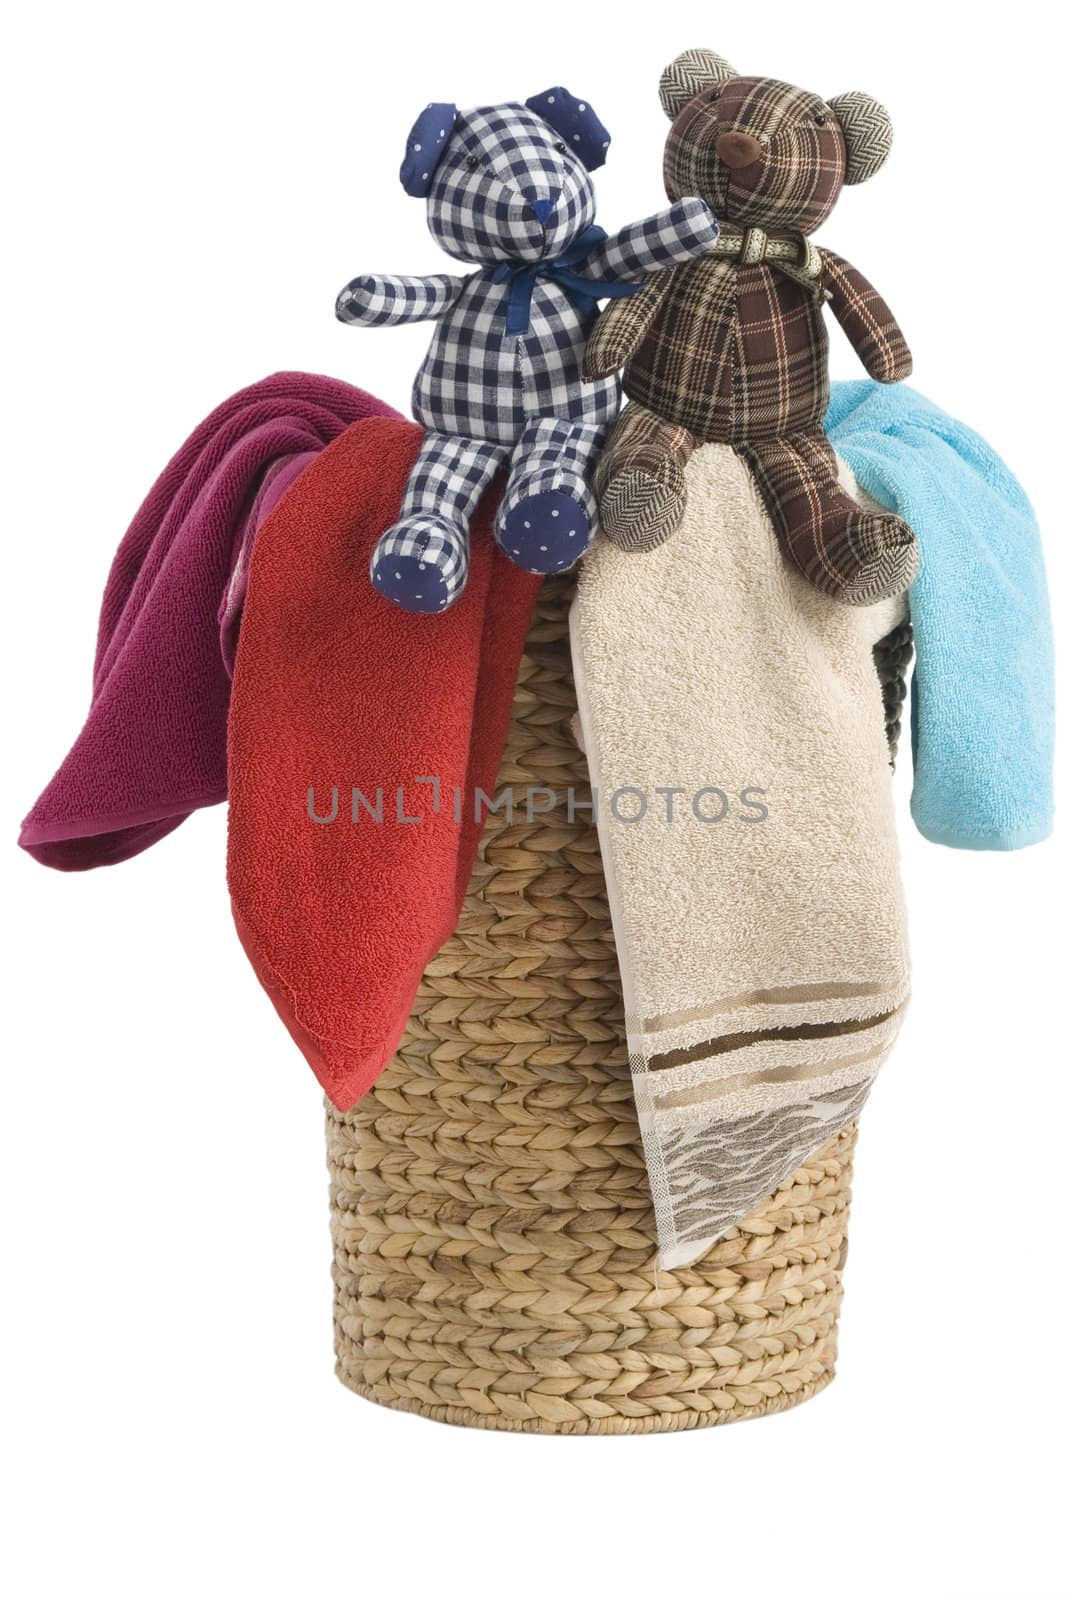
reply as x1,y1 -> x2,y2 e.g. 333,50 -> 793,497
3,4 -> 1065,1597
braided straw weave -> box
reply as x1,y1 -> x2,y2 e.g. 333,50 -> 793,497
873,613 -> 914,766
327,575 -> 862,1434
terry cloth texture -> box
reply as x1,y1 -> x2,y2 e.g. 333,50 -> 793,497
570,443 -> 910,1269
19,373 -> 395,870
226,416 -> 541,1112
826,381 -> 1055,850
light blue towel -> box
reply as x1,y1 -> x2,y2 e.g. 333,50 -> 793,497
825,381 -> 1054,851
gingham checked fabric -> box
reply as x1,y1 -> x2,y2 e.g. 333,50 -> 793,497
496,417 -> 607,568
426,103 -> 599,266
335,273 -> 466,329
410,273 -> 622,445
370,433 -> 505,610
406,196 -> 716,446
339,102 -> 719,447
338,96 -> 720,610
372,417 -> 613,609
581,201 -> 718,281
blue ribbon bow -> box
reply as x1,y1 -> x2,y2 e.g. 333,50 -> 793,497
491,225 -> 644,337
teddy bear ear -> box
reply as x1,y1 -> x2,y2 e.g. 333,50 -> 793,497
399,103 -> 458,197
826,92 -> 894,184
659,49 -> 737,121
526,87 -> 611,170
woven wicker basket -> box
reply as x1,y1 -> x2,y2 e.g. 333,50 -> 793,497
326,574 -> 898,1435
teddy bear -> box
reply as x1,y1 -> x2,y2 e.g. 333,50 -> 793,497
583,49 -> 918,605
335,88 -> 720,612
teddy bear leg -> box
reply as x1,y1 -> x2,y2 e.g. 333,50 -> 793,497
738,428 -> 919,604
371,431 -> 507,613
495,418 -> 607,576
595,404 -> 695,552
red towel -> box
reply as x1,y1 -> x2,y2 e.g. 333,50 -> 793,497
227,415 -> 541,1110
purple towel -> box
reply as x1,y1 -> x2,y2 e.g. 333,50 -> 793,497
19,372 -> 398,870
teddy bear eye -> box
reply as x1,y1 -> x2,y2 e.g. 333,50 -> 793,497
554,140 -> 567,154
812,111 -> 828,126
465,154 -> 480,169
708,89 -> 720,102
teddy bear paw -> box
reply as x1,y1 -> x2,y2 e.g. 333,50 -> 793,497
370,515 -> 469,613
496,489 -> 592,575
598,455 -> 688,553
836,512 -> 919,605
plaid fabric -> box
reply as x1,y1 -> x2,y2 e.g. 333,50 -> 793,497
664,77 -> 848,234
598,401 -> 694,469
582,270 -> 676,380
730,263 -> 830,438
737,426 -> 919,603
621,252 -> 833,442
593,65 -> 915,600
621,255 -> 738,440
335,273 -> 466,328
371,431 -> 506,611
821,249 -> 912,383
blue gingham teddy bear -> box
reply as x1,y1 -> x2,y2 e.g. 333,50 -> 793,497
336,88 -> 719,612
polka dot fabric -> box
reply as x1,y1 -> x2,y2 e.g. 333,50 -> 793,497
400,103 -> 458,198
525,86 -> 611,171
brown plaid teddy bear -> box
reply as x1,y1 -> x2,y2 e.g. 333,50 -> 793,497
583,48 -> 918,604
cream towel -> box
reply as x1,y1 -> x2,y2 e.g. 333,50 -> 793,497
570,444 -> 910,1269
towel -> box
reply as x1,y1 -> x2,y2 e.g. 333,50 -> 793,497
226,415 -> 541,1110
570,443 -> 911,1269
19,372 -> 395,870
826,381 -> 1055,850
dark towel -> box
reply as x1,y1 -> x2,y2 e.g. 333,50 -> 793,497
19,372 -> 397,869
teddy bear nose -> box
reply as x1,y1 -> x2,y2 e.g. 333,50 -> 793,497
716,131 -> 763,170
527,197 -> 557,224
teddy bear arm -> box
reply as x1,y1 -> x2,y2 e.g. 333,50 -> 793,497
820,250 -> 913,384
335,272 -> 468,328
581,272 -> 676,380
580,198 -> 719,283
